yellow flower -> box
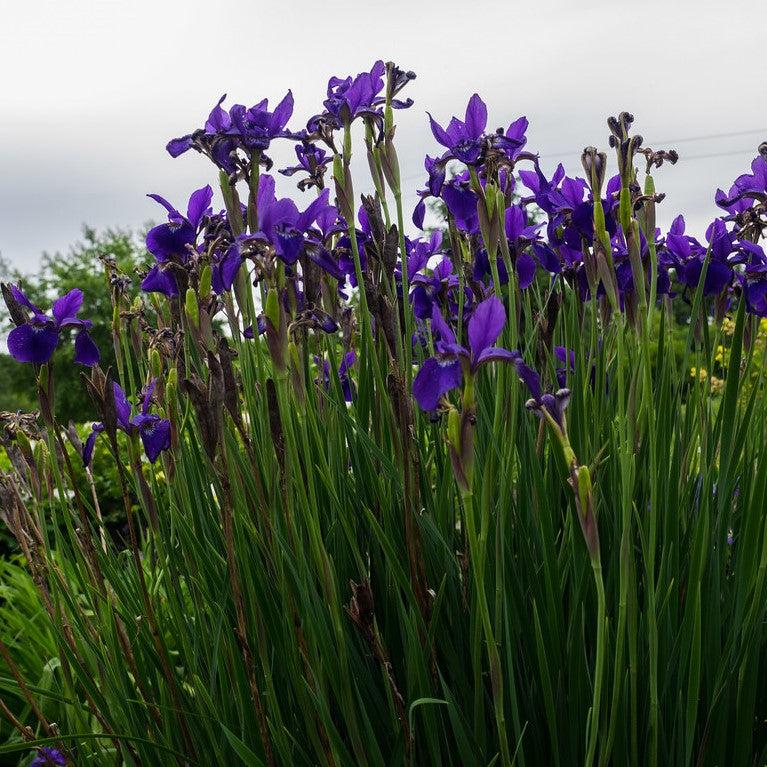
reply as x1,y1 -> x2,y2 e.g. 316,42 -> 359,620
690,367 -> 708,382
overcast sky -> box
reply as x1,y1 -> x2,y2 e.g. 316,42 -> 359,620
1,0 -> 764,272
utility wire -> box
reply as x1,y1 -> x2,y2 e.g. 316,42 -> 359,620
398,140 -> 764,188
538,128 -> 766,160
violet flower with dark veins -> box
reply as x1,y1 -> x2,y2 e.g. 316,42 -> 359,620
279,140 -> 331,190
248,174 -> 338,269
314,351 -> 356,402
715,155 -> 767,212
412,296 -> 516,412
490,115 -> 529,162
731,240 -> 767,316
410,254 -> 470,321
513,355 -> 571,432
83,380 -> 171,467
504,204 -> 543,289
167,92 -> 295,171
30,748 -> 67,767
308,60 -> 413,135
4,284 -> 100,366
141,185 -> 213,297
428,93 -> 488,166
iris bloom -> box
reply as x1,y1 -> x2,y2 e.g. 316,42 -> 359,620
142,186 -> 213,297
250,174 -> 338,268
732,240 -> 767,316
410,255 -> 470,321
665,216 -> 734,297
279,141 -> 331,190
513,355 -> 571,432
428,93 -> 488,165
308,60 -> 413,133
412,296 -> 516,411
30,748 -> 67,767
6,285 -> 99,366
83,380 -> 171,466
315,351 -> 356,402
167,92 -> 294,170
715,155 -> 767,212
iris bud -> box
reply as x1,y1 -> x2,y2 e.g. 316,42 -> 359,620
577,465 -> 592,520
38,363 -> 49,392
151,349 -> 162,379
34,440 -> 48,472
15,429 -> 31,457
199,265 -> 212,298
185,288 -> 199,329
447,407 -> 461,453
619,187 -> 632,232
265,288 -> 280,332
382,133 -> 401,191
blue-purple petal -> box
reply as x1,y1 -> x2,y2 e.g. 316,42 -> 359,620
468,296 -> 506,360
412,357 -> 463,411
139,417 -> 171,463
52,289 -> 83,325
186,185 -> 213,229
141,265 -> 179,297
74,329 -> 100,366
474,347 -> 518,368
7,323 -> 58,364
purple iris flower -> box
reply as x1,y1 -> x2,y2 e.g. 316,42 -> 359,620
30,748 -> 67,767
473,249 -> 509,287
441,173 -> 480,233
167,92 -> 294,170
83,380 -> 171,467
715,155 -> 767,213
279,141 -> 331,190
667,217 -> 734,297
427,93 -> 488,165
513,355 -> 571,431
248,174 -> 337,268
505,204 -> 543,289
308,61 -> 410,132
210,243 -> 243,294
492,115 -> 529,162
520,165 -> 596,244
410,255 -> 470,321
731,240 -> 767,316
315,351 -> 356,402
229,92 -> 294,151
403,230 -> 444,280
6,285 -> 99,366
142,186 -> 213,297
412,296 -> 517,411
518,163 -> 567,213
412,153 -> 452,229
554,346 -> 576,388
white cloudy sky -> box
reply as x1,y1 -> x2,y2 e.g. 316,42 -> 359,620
1,0 -> 764,271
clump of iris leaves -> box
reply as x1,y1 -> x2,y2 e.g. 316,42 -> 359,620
2,60 -> 767,767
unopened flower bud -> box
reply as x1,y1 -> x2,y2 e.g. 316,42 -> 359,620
581,146 -> 607,196
184,288 -> 199,329
199,265 -> 212,298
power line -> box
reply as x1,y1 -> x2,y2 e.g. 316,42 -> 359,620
653,128 -> 767,145
539,129 -> 766,160
399,143 -> 762,188
676,147 -> 760,161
